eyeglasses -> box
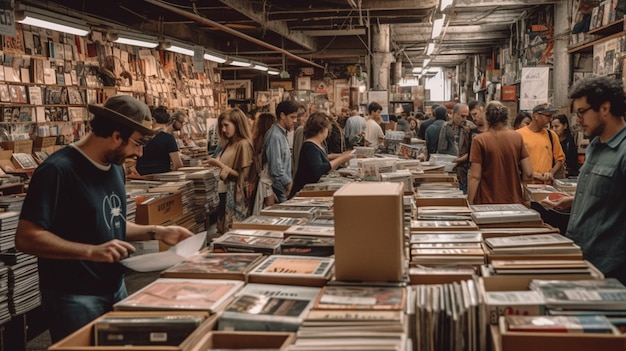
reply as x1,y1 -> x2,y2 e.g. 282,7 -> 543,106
128,137 -> 148,148
540,113 -> 554,118
576,106 -> 592,117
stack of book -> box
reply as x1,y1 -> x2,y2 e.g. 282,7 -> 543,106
483,290 -> 546,325
232,215 -> 307,231
160,251 -> 265,281
484,260 -> 598,277
501,315 -> 618,334
530,278 -> 626,315
0,262 -> 9,324
260,205 -> 319,219
409,231 -> 483,267
217,283 -> 321,332
283,225 -> 334,238
0,211 -> 19,251
211,233 -> 283,255
114,278 -> 244,313
470,204 -> 544,228
280,236 -> 334,257
184,168 -> 220,223
2,251 -> 40,316
483,234 -> 583,261
416,206 -> 473,221
0,195 -> 24,212
293,285 -> 408,351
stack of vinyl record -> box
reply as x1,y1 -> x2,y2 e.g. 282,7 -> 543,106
3,251 -> 40,316
0,262 -> 10,325
0,211 -> 19,251
186,168 -> 220,222
0,195 -> 24,212
126,195 -> 137,223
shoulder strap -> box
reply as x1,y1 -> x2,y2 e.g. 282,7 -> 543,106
547,129 -> 555,166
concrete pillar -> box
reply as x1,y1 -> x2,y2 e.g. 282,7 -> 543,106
553,1 -> 570,110
371,23 -> 394,90
391,57 -> 403,86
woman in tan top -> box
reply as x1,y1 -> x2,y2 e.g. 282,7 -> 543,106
208,108 -> 255,233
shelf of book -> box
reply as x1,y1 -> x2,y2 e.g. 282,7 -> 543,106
568,30 -> 626,54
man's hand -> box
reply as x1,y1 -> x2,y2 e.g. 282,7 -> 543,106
285,182 -> 293,196
156,225 -> 194,246
87,239 -> 136,263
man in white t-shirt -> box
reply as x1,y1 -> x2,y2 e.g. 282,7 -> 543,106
364,102 -> 384,150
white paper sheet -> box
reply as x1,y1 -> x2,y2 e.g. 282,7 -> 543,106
120,231 -> 207,272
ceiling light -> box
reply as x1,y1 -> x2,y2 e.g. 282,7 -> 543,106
268,69 -> 280,75
166,44 -> 194,56
229,58 -> 251,67
17,10 -> 90,37
431,15 -> 446,39
204,52 -> 227,63
114,35 -> 158,48
426,42 -> 436,56
440,0 -> 454,12
412,67 -> 422,74
253,64 -> 268,71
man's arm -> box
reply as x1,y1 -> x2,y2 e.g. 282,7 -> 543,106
126,222 -> 193,246
15,219 -> 135,262
467,163 -> 482,204
265,134 -> 291,187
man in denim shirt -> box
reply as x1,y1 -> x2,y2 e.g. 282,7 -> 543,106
551,76 -> 626,284
263,101 -> 299,202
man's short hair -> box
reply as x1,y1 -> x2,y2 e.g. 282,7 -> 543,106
569,76 -> 626,119
276,101 -> 300,120
434,106 -> 448,120
368,102 -> 383,114
151,106 -> 170,124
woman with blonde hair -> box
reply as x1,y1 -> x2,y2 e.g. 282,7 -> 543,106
208,108 -> 255,233
468,101 -> 533,206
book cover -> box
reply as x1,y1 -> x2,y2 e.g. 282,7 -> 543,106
531,279 -> 626,310
217,283 -> 321,332
260,205 -> 319,218
232,215 -> 307,231
224,228 -> 284,238
505,315 -> 616,334
94,314 -> 205,346
247,255 -> 334,287
283,225 -> 335,238
11,153 -> 38,169
471,209 -> 541,225
410,232 -> 482,244
485,234 -> 573,249
113,278 -> 244,313
161,251 -> 264,280
211,233 -> 282,255
410,220 -> 479,231
27,86 -> 43,105
314,285 -> 406,311
280,236 -> 334,257
484,291 -> 545,325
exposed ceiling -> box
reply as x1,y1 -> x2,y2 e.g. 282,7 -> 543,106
19,0 -> 560,78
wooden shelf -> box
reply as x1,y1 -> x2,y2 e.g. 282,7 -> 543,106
568,30 -> 626,54
588,18 -> 624,37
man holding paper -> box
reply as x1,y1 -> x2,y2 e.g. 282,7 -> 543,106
15,96 -> 194,342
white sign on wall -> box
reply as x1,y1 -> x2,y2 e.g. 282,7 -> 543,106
520,67 -> 550,111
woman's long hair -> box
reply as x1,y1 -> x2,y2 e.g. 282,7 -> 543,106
217,108 -> 253,147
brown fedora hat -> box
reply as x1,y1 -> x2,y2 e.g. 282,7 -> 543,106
88,95 -> 155,136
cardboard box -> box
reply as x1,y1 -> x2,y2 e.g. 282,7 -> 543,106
1,140 -> 33,154
135,192 -> 183,225
479,264 -> 604,292
190,331 -> 295,351
496,317 -> 626,351
0,150 -> 34,177
33,136 -> 58,151
333,182 -> 405,282
48,311 -> 216,351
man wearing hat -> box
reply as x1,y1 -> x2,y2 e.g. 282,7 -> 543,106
15,95 -> 194,342
516,102 -> 566,184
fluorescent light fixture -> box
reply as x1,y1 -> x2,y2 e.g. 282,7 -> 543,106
423,58 -> 431,68
412,67 -> 422,74
431,15 -> 446,39
229,58 -> 251,67
253,63 -> 268,71
166,44 -> 194,56
268,69 -> 280,75
18,11 -> 90,36
440,0 -> 454,12
115,36 -> 158,48
204,52 -> 227,63
426,42 -> 436,56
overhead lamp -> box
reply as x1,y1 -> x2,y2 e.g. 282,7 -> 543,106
423,58 -> 431,68
426,42 -> 436,56
268,69 -> 280,75
165,44 -> 194,56
16,8 -> 90,36
253,63 -> 269,71
431,15 -> 446,39
440,0 -> 454,12
114,34 -> 159,48
412,67 -> 422,74
203,51 -> 227,63
229,58 -> 251,67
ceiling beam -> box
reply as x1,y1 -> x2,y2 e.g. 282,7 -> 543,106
454,0 -> 559,7
302,29 -> 366,36
217,0 -> 317,51
144,0 -> 324,69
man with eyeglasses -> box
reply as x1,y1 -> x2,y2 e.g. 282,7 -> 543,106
549,76 -> 626,284
436,103 -> 470,192
15,95 -> 194,342
516,102 -> 565,184
454,101 -> 486,194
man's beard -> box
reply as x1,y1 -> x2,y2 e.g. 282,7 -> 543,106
104,146 -> 130,165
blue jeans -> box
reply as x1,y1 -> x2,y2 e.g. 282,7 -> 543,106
458,180 -> 467,194
42,281 -> 128,343
272,182 -> 287,203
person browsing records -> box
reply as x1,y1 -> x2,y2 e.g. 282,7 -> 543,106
135,106 -> 183,175
15,96 -> 194,342
549,76 -> 626,284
